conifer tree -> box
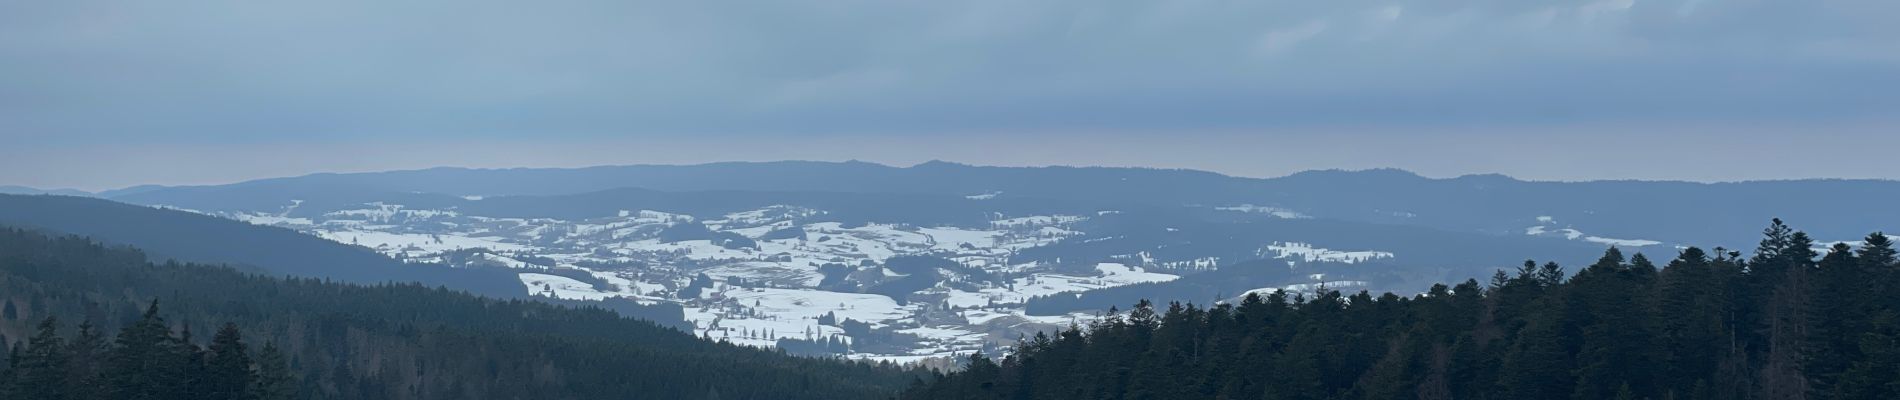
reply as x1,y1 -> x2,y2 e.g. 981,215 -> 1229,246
0,343 -> 17,400
66,321 -> 108,400
1833,313 -> 1900,399
17,317 -> 71,400
1536,261 -> 1566,286
0,228 -> 924,400
249,342 -> 296,400
1806,244 -> 1864,396
109,301 -> 187,400
204,323 -> 254,400
903,224 -> 1900,400
1858,233 -> 1897,268
1500,312 -> 1571,400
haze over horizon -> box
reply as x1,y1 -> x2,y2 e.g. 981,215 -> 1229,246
6,0 -> 1898,189
12,146 -> 1900,194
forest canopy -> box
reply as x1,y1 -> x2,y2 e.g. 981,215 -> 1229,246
0,227 -> 926,400
904,220 -> 1900,400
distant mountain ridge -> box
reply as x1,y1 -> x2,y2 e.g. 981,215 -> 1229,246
0,185 -> 92,196
100,161 -> 1900,248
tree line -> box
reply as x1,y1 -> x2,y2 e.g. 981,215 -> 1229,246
0,227 -> 927,399
905,220 -> 1900,400
1,303 -> 296,400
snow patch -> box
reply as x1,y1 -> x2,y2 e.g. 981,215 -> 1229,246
1524,223 -> 1662,247
1215,204 -> 1309,219
520,273 -> 616,301
1261,242 -> 1394,264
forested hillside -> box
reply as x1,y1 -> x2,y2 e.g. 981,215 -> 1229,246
0,194 -> 687,328
1,308 -> 298,400
0,195 -> 525,298
0,228 -> 925,400
905,220 -> 1900,400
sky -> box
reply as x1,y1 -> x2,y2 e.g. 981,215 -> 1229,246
3,0 -> 1897,190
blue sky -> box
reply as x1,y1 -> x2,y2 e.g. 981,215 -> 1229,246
3,0 -> 1897,190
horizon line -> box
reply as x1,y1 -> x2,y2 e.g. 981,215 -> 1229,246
11,160 -> 1899,194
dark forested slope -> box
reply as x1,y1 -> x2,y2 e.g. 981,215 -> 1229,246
0,228 -> 924,400
906,220 -> 1900,400
0,194 -> 523,298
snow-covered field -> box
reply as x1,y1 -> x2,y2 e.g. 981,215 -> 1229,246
939,262 -> 1179,309
206,200 -> 1413,363
1261,242 -> 1395,264
211,202 -> 1133,361
1216,204 -> 1310,219
1524,216 -> 1664,247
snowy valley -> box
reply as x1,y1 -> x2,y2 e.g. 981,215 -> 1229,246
207,200 -> 1398,363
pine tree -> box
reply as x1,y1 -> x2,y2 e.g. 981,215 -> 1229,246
204,323 -> 254,400
1536,261 -> 1566,286
958,352 -> 1002,399
1445,333 -> 1494,400
1264,326 -> 1329,400
1501,312 -> 1572,400
109,300 -> 187,400
179,325 -> 210,398
66,321 -> 108,400
0,342 -> 18,400
1570,248 -> 1656,399
1858,233 -> 1898,311
1755,227 -> 1818,400
1806,243 -> 1862,396
1653,248 -> 1724,394
248,342 -> 296,400
1754,219 -> 1797,272
1833,313 -> 1900,399
17,317 -> 72,400
1858,233 -> 1897,268
1488,270 -> 1511,292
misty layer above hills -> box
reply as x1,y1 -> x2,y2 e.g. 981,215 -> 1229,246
60,161 -> 1899,248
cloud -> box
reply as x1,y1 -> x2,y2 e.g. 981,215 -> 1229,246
0,0 -> 1895,143
1254,20 -> 1330,56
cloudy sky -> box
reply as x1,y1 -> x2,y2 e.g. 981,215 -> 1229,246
3,0 -> 1896,190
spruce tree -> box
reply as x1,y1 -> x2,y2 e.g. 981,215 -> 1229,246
0,343 -> 16,400
1807,244 -> 1863,396
1859,233 -> 1898,311
1500,312 -> 1572,400
179,325 -> 210,398
204,323 -> 254,400
66,321 -> 108,400
18,317 -> 72,400
1754,219 -> 1797,270
109,300 -> 186,400
1570,248 -> 1656,399
1536,261 -> 1566,286
248,342 -> 296,400
1858,233 -> 1897,268
1833,313 -> 1900,399
1757,231 -> 1818,399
